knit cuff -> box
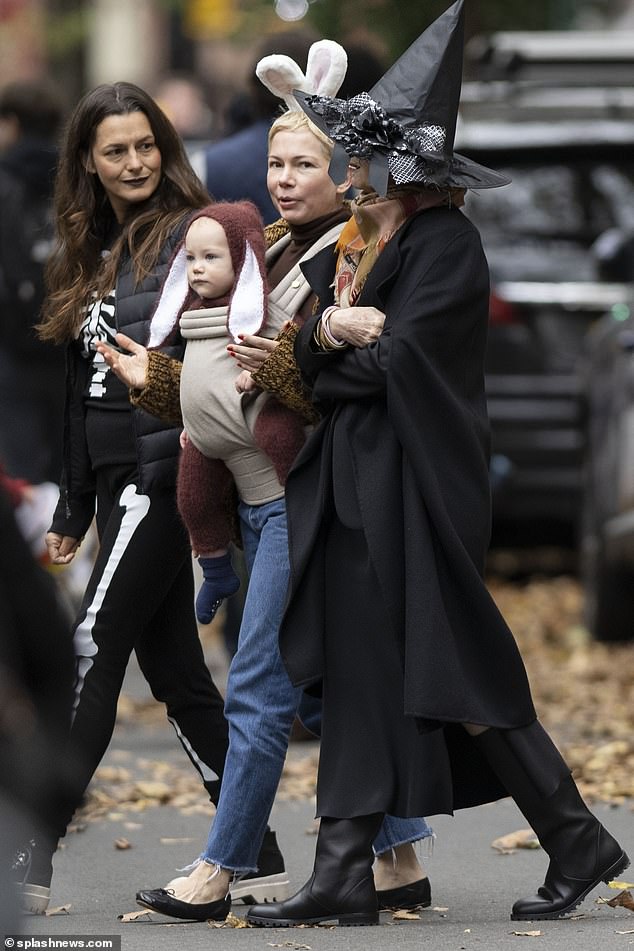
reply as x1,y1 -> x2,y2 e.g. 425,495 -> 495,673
130,350 -> 183,424
252,323 -> 319,423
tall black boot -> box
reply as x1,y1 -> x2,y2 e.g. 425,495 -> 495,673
475,722 -> 630,920
246,813 -> 384,927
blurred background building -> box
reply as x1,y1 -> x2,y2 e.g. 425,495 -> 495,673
2,1 -> 634,133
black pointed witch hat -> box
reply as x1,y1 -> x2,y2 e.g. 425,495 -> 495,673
294,0 -> 509,195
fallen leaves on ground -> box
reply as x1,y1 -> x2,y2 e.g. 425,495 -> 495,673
392,909 -> 421,919
491,829 -> 541,854
488,576 -> 634,804
118,909 -> 156,922
82,575 -> 633,821
265,943 -> 312,950
75,752 -> 217,823
598,889 -> 634,912
511,930 -> 543,937
207,911 -> 249,928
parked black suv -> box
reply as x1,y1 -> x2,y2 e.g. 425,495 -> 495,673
455,71 -> 634,541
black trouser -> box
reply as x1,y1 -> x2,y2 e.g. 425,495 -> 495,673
57,464 -> 228,836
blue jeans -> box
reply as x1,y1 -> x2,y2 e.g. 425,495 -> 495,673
203,497 -> 432,872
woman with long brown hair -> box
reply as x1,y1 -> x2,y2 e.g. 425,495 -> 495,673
15,81 -> 277,915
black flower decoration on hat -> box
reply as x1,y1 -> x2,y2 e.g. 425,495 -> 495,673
307,93 -> 402,159
306,91 -> 449,165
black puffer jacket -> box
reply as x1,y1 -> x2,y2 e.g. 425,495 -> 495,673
51,224 -> 186,540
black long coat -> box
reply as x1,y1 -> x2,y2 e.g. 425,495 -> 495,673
280,205 -> 537,810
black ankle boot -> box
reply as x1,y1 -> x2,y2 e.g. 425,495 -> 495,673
246,813 -> 383,927
475,723 -> 630,920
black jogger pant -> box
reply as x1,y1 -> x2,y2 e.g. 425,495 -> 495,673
57,465 -> 228,836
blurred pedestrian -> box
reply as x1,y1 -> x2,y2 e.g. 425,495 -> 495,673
0,468 -> 76,928
152,71 -> 214,145
0,78 -> 66,485
18,80 -> 242,916
246,0 -> 629,928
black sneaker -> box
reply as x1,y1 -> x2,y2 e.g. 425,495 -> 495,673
230,830 -> 291,905
11,837 -> 55,914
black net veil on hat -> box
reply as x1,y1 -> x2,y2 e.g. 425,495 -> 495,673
293,0 -> 510,195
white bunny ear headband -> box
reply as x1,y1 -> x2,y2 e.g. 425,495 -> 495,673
256,38 -> 348,111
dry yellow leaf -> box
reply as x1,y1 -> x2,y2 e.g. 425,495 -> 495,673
492,829 -> 540,853
207,911 -> 249,928
114,837 -> 131,849
602,889 -> 634,911
118,908 -> 156,922
392,909 -> 421,919
134,780 -> 172,801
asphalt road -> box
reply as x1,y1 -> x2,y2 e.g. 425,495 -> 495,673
8,713 -> 634,951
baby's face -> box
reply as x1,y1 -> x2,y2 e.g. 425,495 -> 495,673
185,217 -> 235,301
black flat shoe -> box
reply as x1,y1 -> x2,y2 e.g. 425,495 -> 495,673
377,876 -> 431,911
135,887 -> 230,921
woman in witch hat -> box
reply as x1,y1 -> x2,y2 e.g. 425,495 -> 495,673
246,0 -> 629,929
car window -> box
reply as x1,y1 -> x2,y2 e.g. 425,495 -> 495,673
464,159 -> 634,282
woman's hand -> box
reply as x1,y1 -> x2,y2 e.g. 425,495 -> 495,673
227,332 -> 281,372
95,332 -> 149,390
45,532 -> 80,565
328,307 -> 386,348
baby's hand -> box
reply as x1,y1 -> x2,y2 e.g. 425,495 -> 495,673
179,429 -> 190,450
235,369 -> 257,394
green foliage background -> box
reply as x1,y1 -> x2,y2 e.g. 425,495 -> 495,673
41,0 -> 621,95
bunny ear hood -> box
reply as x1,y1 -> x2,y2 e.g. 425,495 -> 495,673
256,38 -> 347,111
147,242 -> 190,349
148,201 -> 268,349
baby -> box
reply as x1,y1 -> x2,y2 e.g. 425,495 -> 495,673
147,201 -> 306,623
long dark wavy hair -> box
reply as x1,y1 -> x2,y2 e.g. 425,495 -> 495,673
39,81 -> 210,343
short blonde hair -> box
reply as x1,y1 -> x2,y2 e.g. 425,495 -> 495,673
268,110 -> 333,160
